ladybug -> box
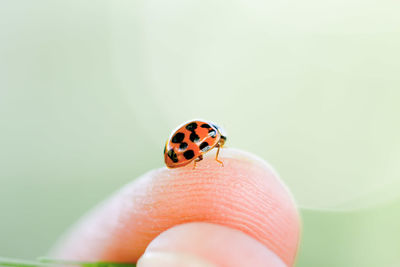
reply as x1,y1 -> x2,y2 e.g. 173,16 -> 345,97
164,120 -> 227,169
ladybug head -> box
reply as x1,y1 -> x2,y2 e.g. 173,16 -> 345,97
212,123 -> 227,144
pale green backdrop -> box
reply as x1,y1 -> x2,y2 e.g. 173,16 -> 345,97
1,1 -> 400,266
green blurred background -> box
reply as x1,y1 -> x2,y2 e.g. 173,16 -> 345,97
1,1 -> 399,266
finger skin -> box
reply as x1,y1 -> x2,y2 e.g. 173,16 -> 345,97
51,148 -> 300,266
138,222 -> 287,267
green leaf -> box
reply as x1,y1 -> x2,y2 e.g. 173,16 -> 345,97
0,258 -> 136,267
39,258 -> 136,267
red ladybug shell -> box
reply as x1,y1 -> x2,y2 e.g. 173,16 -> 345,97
164,120 -> 226,168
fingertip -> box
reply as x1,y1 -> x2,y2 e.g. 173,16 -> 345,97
52,148 -> 300,266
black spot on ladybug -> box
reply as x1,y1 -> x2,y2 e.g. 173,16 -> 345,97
172,132 -> 185,143
199,142 -> 210,152
200,123 -> 211,128
167,149 -> 179,163
179,142 -> 188,150
163,145 -> 166,154
190,132 -> 200,142
183,149 -> 195,160
208,129 -> 216,138
186,122 -> 197,131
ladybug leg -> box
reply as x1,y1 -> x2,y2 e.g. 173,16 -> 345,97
193,155 -> 203,169
215,145 -> 224,167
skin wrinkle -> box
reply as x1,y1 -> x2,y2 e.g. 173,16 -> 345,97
52,148 -> 299,266
155,201 -> 266,238
150,191 -> 263,227
175,203 -> 276,252
140,188 -> 287,261
150,169 -> 289,251
149,161 -> 290,259
156,168 -> 276,207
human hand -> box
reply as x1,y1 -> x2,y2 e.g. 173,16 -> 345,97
51,148 -> 300,267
